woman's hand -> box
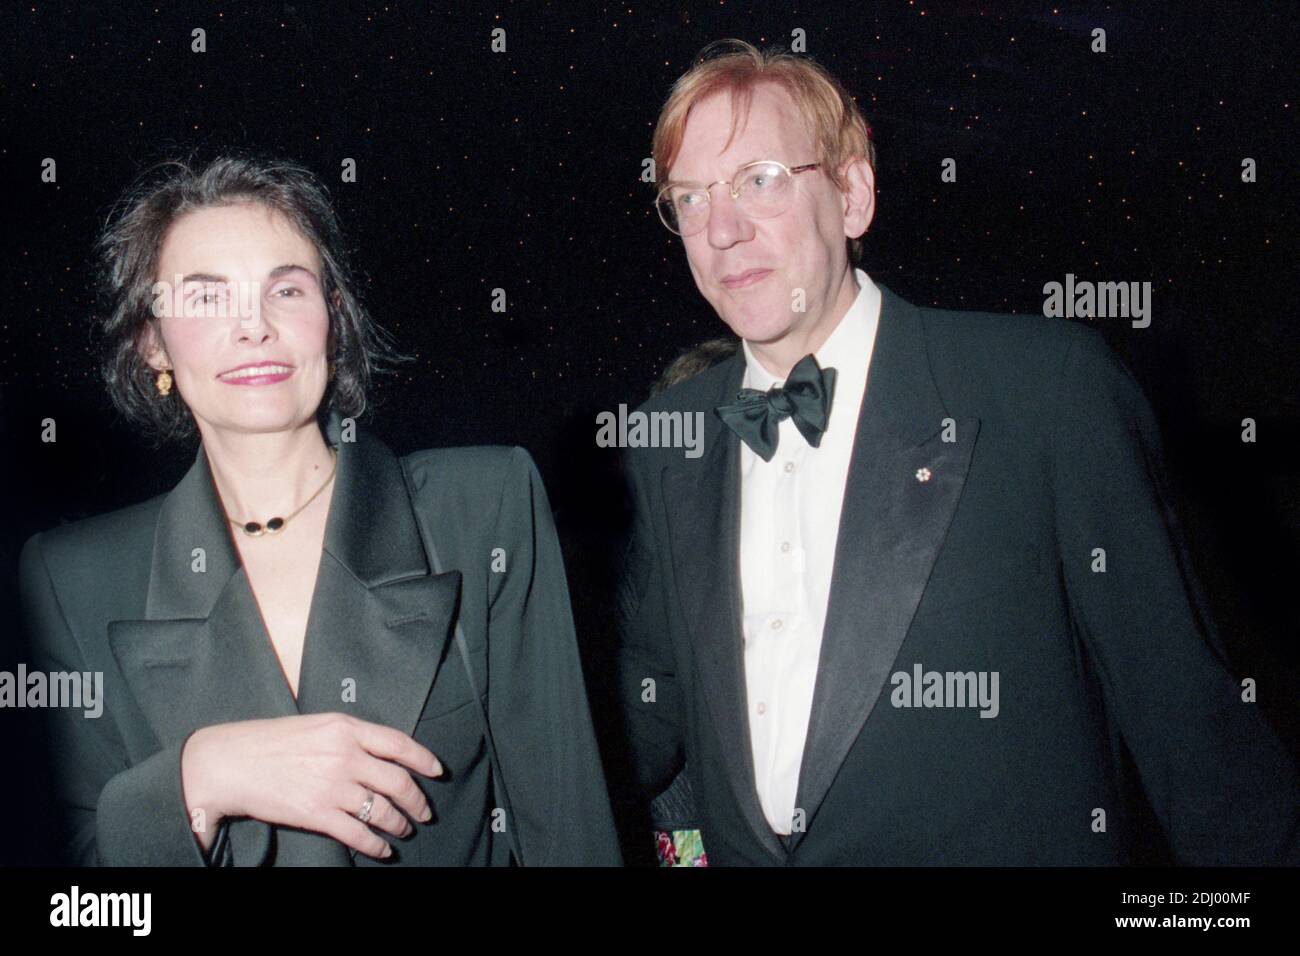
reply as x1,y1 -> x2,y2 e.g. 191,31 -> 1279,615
180,712 -> 442,859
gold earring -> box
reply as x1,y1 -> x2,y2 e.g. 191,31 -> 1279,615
156,368 -> 173,396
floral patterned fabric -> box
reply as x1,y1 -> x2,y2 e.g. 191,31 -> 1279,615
655,828 -> 709,866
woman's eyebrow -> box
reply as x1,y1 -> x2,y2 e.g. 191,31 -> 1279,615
179,265 -> 317,283
267,263 -> 319,282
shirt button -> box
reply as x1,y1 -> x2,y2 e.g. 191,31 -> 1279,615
783,461 -> 795,473
780,541 -> 791,553
757,702 -> 767,715
771,618 -> 783,631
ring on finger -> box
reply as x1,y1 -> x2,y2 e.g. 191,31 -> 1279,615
356,791 -> 375,824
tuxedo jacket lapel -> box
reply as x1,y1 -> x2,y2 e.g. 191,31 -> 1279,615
107,411 -> 460,866
663,352 -> 788,862
789,286 -> 980,850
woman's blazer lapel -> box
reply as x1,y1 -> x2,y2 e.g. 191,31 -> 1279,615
106,413 -> 462,865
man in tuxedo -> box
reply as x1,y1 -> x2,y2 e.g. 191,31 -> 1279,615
615,39 -> 1300,865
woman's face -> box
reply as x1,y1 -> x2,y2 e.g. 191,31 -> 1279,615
144,201 -> 332,440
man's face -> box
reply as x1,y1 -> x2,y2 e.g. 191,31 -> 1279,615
145,201 -> 331,439
667,83 -> 864,347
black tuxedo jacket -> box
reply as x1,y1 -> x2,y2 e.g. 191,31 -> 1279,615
19,411 -> 621,866
617,283 -> 1300,865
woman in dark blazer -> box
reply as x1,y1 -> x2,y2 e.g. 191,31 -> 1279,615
17,154 -> 621,866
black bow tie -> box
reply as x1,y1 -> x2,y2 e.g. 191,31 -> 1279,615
714,354 -> 837,462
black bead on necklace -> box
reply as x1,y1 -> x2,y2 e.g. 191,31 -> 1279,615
228,447 -> 338,537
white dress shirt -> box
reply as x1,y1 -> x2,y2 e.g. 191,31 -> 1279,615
738,267 -> 882,834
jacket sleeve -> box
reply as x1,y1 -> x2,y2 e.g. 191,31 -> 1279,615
1050,327 -> 1300,864
18,532 -> 217,867
484,447 -> 622,865
614,450 -> 686,803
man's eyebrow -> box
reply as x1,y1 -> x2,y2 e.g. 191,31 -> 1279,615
180,272 -> 228,284
664,157 -> 769,185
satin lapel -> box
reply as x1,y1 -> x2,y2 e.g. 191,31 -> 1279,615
107,440 -> 300,749
294,415 -> 461,736
788,286 -> 981,850
662,351 -> 787,862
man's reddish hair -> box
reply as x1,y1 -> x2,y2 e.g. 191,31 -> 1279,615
652,39 -> 875,260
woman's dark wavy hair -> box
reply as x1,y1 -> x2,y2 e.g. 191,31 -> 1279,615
95,151 -> 410,444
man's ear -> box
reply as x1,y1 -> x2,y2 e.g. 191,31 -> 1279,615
839,156 -> 876,241
330,288 -> 342,310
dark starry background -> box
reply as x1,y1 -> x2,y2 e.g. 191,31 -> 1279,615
0,1 -> 1296,864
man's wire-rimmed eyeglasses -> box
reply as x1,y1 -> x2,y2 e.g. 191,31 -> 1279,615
655,160 -> 821,236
